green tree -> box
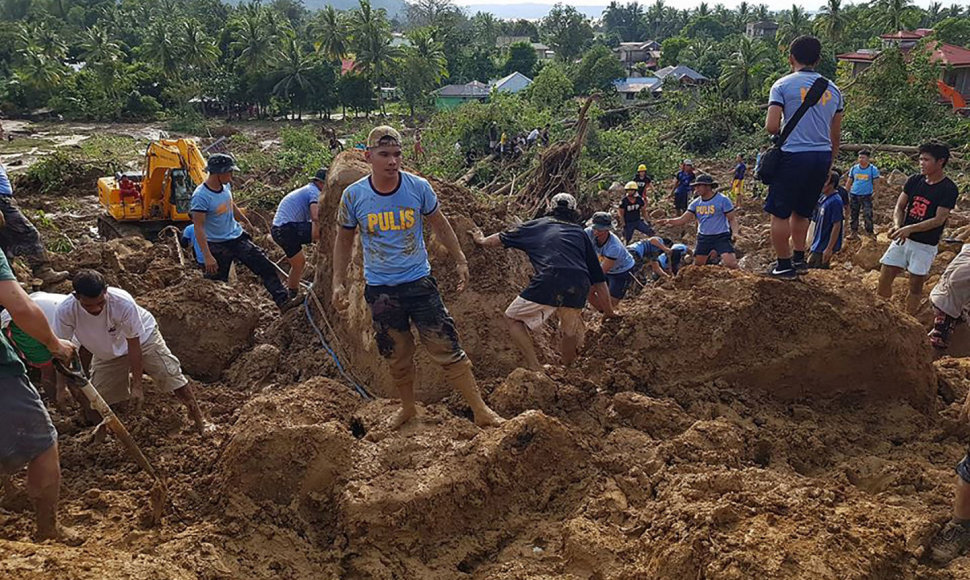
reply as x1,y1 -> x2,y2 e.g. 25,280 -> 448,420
504,41 -> 538,77
814,0 -> 848,45
338,72 -> 376,117
776,5 -> 811,46
182,19 -> 220,75
142,24 -> 181,79
314,6 -> 349,62
541,4 -> 593,62
602,1 -> 648,42
719,36 -> 773,99
877,0 -> 918,32
272,36 -> 313,118
680,14 -> 730,41
660,36 -> 690,66
934,17 -> 970,46
351,0 -> 401,114
231,4 -> 276,75
528,62 -> 573,108
574,44 -> 625,93
78,24 -> 123,81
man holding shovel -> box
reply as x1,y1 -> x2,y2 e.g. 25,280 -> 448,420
54,270 -> 205,434
0,251 -> 77,542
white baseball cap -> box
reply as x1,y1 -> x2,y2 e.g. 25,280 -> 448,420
551,192 -> 577,210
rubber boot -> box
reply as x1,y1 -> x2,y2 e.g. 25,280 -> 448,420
32,264 -> 69,285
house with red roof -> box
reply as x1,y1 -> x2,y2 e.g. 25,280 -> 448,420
837,29 -> 970,100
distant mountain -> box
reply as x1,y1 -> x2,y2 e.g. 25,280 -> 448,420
458,3 -> 606,19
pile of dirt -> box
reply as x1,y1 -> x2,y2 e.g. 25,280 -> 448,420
139,277 -> 262,381
309,151 -> 542,402
581,266 -> 937,408
50,237 -> 186,296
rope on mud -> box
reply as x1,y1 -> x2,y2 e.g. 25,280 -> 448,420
303,284 -> 372,400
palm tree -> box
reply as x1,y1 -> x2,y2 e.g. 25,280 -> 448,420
921,2 -> 943,26
142,24 -> 181,79
79,25 -> 123,72
314,6 -> 348,62
351,0 -> 400,114
814,0 -> 847,45
16,45 -> 66,94
407,28 -> 448,84
945,4 -> 963,18
877,0 -> 916,32
720,36 -> 773,99
696,2 -> 710,16
273,36 -> 314,118
735,2 -> 750,28
182,20 -> 221,74
777,4 -> 811,46
753,4 -> 770,22
231,6 -> 275,75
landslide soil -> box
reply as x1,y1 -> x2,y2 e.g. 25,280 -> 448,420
3,131 -> 970,579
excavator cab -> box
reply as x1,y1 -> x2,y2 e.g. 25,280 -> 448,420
97,138 -> 207,239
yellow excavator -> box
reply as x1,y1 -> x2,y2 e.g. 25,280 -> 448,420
97,138 -> 207,239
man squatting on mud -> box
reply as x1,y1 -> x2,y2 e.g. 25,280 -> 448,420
332,126 -> 504,430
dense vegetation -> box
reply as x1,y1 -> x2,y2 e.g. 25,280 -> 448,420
0,0 -> 967,194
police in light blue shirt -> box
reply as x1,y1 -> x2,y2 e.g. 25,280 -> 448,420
688,192 -> 735,236
189,182 -> 244,242
181,224 -> 205,265
338,171 -> 438,286
273,182 -> 320,227
768,70 -> 843,153
585,217 -> 636,275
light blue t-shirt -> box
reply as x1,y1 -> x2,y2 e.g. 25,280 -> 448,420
273,182 -> 319,227
585,227 -> 636,275
189,183 -> 244,243
768,71 -> 843,153
688,193 -> 735,236
338,171 -> 438,286
848,163 -> 880,196
181,224 -> 205,264
0,164 -> 12,196
658,243 -> 689,270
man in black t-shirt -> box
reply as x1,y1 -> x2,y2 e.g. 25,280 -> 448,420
618,181 -> 655,243
878,142 -> 960,315
472,193 -> 614,371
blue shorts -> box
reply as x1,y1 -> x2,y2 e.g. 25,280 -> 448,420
695,232 -> 734,257
606,264 -> 641,300
0,374 -> 56,474
764,151 -> 832,219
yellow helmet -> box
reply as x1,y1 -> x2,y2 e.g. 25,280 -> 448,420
637,164 -> 647,172
624,181 -> 638,190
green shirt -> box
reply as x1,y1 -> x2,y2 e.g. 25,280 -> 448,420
0,253 -> 27,377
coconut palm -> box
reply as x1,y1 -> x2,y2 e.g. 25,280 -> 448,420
15,45 -> 66,93
350,0 -> 400,114
735,2 -> 750,28
142,24 -> 181,79
273,36 -> 314,118
231,6 -> 275,75
877,0 -> 917,32
314,5 -> 348,62
720,36 -> 773,99
407,28 -> 448,84
182,20 -> 221,74
814,0 -> 847,45
753,4 -> 770,22
777,4 -> 811,46
79,25 -> 123,72
696,2 -> 710,16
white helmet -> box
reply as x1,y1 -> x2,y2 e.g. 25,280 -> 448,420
550,192 -> 577,210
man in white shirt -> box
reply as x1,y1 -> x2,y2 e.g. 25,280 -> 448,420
55,270 -> 204,433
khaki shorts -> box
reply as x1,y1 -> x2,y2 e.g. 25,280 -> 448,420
931,244 -> 970,318
90,328 -> 188,405
504,296 -> 584,337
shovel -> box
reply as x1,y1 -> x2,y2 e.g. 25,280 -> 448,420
53,357 -> 167,524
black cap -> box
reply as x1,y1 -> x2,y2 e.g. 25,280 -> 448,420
591,212 -> 614,231
206,153 -> 239,174
312,168 -> 328,182
690,174 -> 718,188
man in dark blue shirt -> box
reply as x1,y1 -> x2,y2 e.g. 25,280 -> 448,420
472,193 -> 614,371
808,170 -> 844,269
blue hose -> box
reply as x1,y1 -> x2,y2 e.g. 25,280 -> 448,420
303,291 -> 372,400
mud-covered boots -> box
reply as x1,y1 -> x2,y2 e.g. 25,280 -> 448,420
928,519 -> 970,565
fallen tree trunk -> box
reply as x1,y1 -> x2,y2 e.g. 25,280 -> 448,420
456,153 -> 497,186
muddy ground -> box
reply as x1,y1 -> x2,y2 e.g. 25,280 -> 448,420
2,122 -> 970,579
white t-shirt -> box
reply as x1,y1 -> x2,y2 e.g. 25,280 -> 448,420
528,128 -> 540,141
1,291 -> 68,328
55,287 -> 157,360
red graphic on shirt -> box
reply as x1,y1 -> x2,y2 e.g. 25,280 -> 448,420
909,195 -> 930,220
